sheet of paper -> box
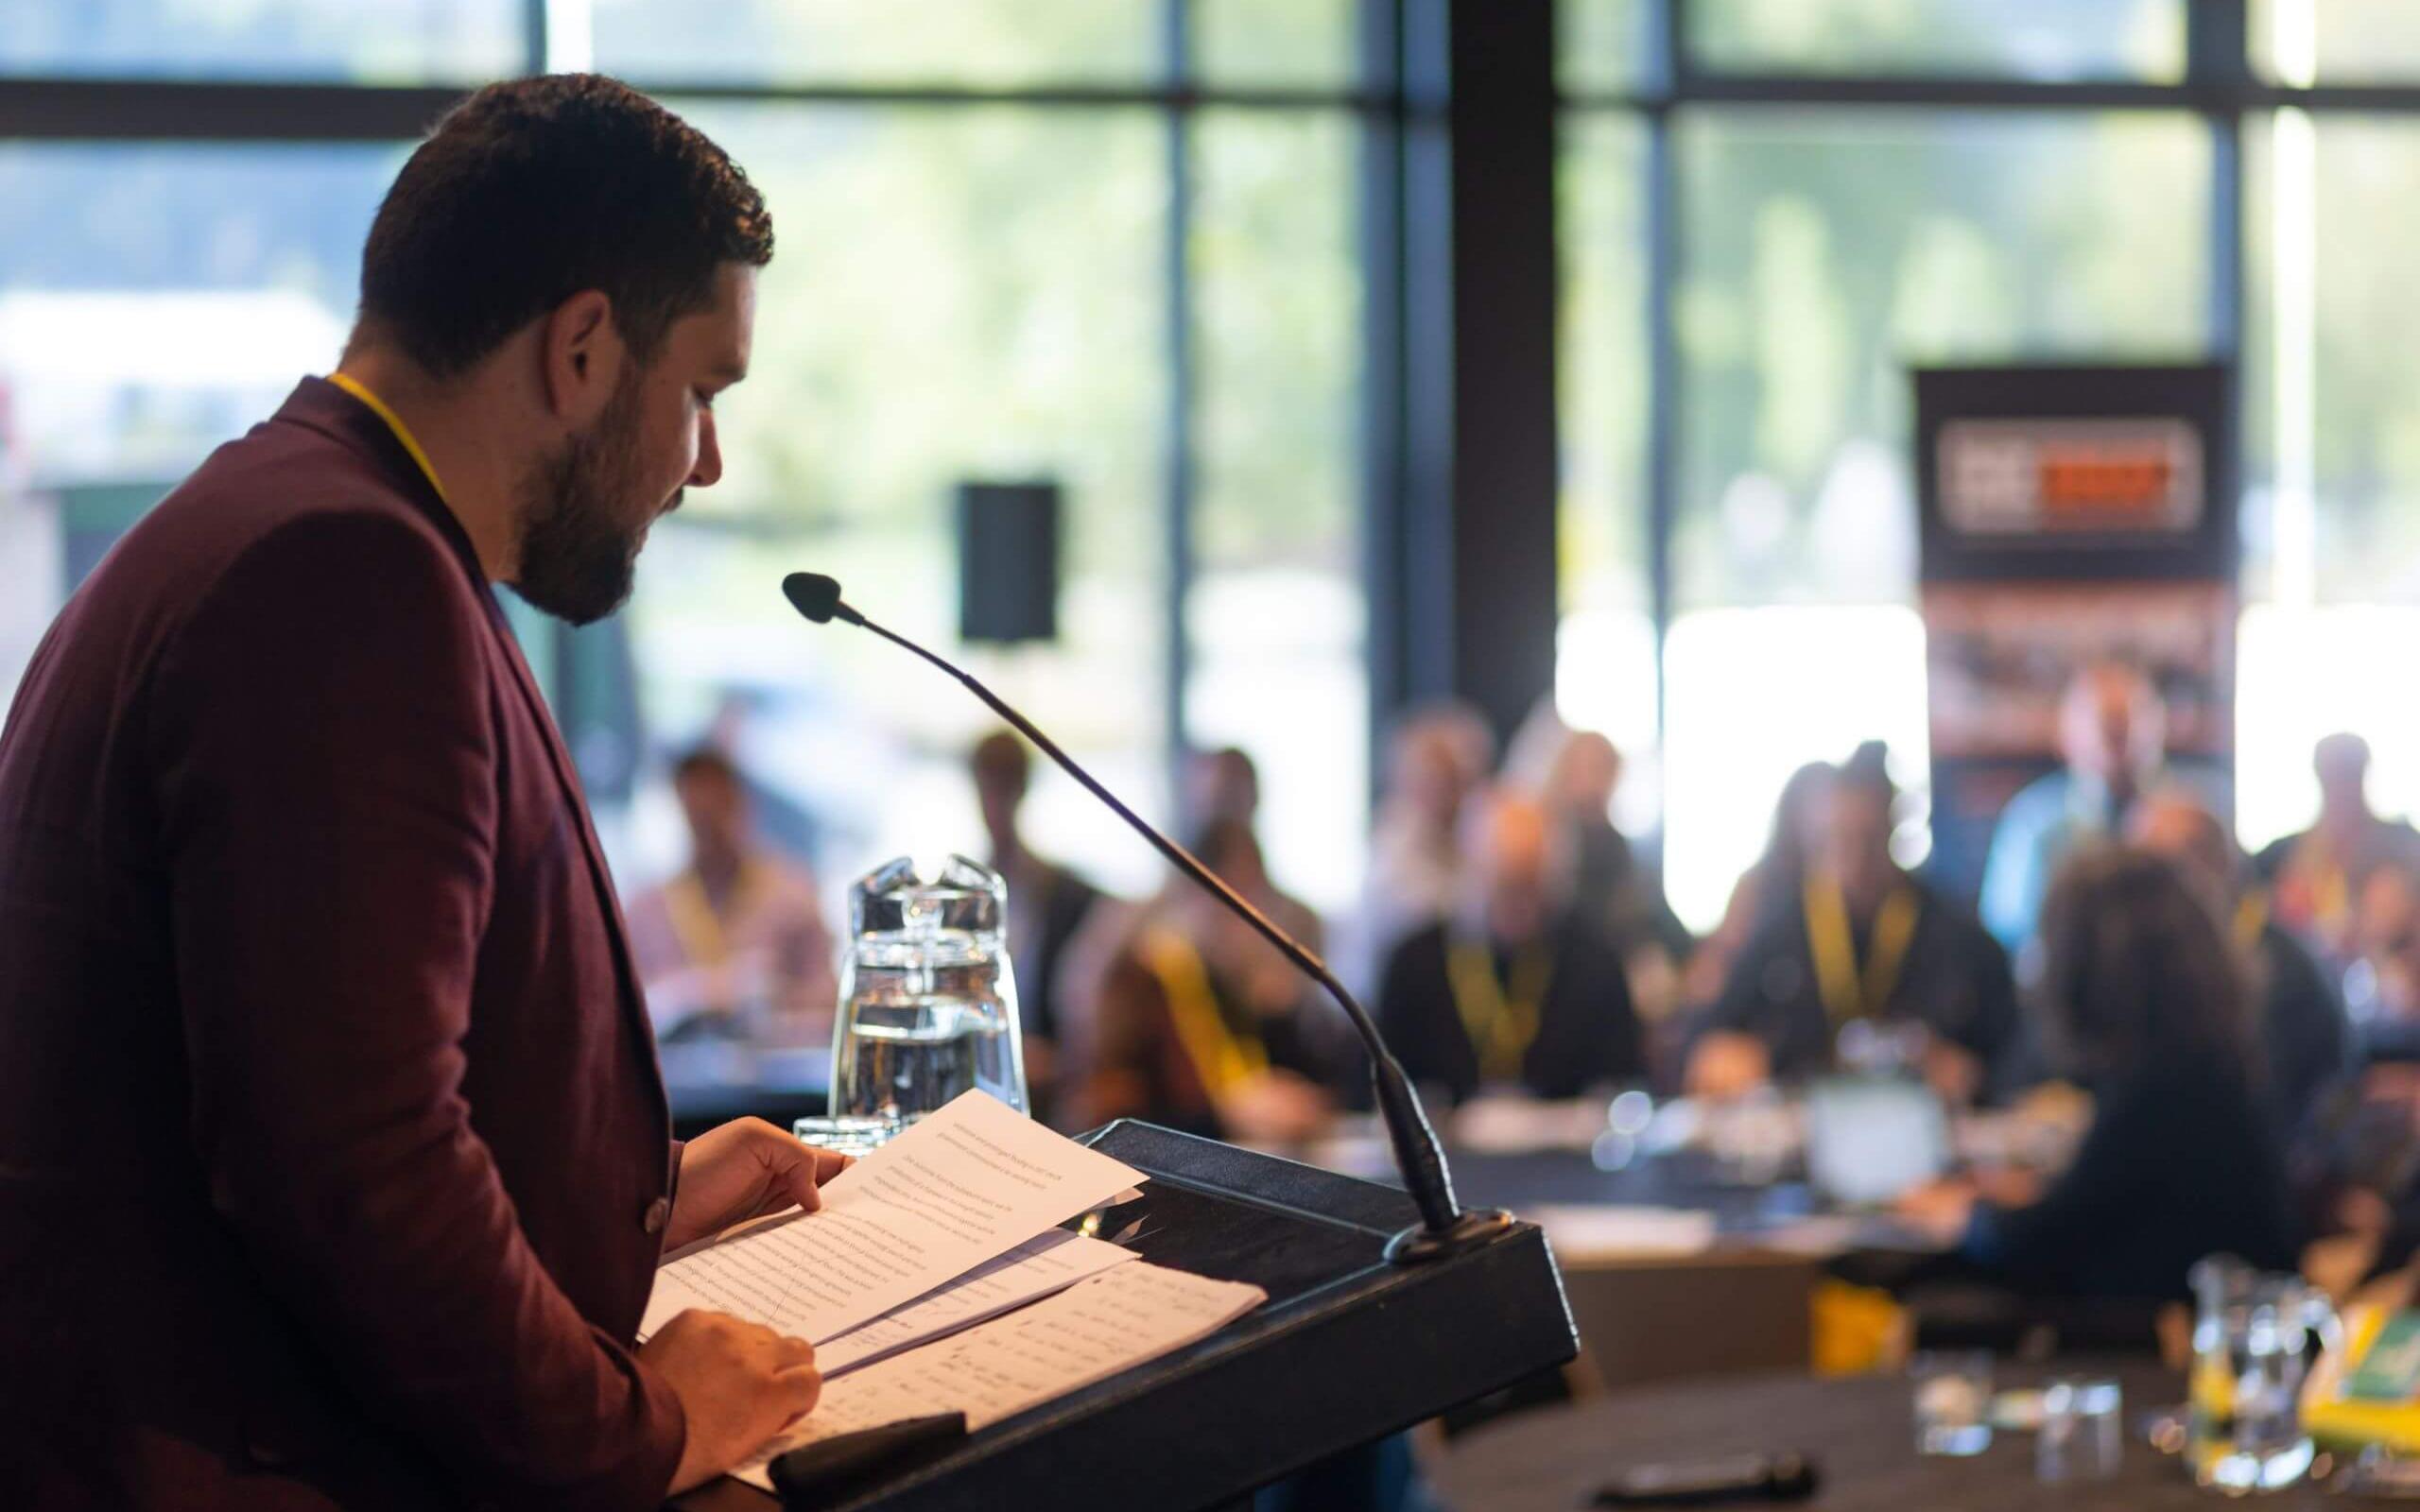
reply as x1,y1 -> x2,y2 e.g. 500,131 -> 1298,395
641,1090 -> 1142,1344
813,1228 -> 1139,1378
735,1260 -> 1268,1491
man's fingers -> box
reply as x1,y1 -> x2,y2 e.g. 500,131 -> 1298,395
772,1333 -> 817,1369
775,1364 -> 823,1421
784,1160 -> 824,1212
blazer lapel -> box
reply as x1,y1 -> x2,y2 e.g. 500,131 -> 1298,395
482,607 -> 671,1139
272,378 -> 671,1146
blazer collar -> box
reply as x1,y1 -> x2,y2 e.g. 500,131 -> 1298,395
269,375 -> 491,595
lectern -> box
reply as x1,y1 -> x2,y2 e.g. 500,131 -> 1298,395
670,1120 -> 1577,1511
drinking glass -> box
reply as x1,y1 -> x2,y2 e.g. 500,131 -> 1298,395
1911,1351 -> 1994,1456
2037,1377 -> 2123,1483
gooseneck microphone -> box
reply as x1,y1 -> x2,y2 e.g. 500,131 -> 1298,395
781,571 -> 1509,1263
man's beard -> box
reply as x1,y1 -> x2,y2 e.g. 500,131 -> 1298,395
511,370 -> 661,627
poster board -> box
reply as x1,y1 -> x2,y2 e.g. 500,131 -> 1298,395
1913,364 -> 2237,902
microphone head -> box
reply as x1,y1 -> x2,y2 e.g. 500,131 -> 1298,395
783,572 -> 845,625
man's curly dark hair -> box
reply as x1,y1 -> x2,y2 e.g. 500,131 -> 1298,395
353,74 -> 773,377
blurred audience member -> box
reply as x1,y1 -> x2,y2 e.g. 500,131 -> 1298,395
1541,730 -> 1693,988
2257,733 -> 2420,970
1684,760 -> 1833,1008
2130,786 -> 2348,1139
628,746 -> 835,1038
1688,745 -> 2019,1105
1183,745 -> 1323,952
1980,662 -> 2221,952
1374,791 -> 1644,1105
1075,818 -> 1337,1143
2351,862 -> 2420,1039
1184,743 -> 1259,832
1897,845 -> 2296,1300
1342,701 -> 1496,995
2292,859 -> 2420,1278
971,730 -> 1103,1101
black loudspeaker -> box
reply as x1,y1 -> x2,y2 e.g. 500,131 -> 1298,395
957,480 -> 1061,644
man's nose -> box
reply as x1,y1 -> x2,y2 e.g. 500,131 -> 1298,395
689,409 -> 724,489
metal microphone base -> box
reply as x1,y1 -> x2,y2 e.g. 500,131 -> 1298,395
1384,1207 -> 1517,1265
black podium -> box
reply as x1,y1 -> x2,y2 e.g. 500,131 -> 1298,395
671,1119 -> 1577,1511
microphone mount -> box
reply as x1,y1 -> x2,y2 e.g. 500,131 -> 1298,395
780,572 -> 1509,1263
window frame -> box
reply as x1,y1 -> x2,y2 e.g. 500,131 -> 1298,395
0,0 -> 1397,820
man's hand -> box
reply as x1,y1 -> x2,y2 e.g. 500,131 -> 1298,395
1893,1178 -> 1980,1246
1919,1040 -> 1984,1108
641,1310 -> 821,1493
1215,1068 -> 1332,1144
664,1118 -> 850,1254
1684,1032 -> 1772,1101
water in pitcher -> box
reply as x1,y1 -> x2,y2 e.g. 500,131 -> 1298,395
838,941 -> 1002,1119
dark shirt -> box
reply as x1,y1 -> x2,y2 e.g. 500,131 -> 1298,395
2255,920 -> 2350,1140
1704,876 -> 2021,1090
1570,818 -> 1695,964
1375,918 -> 1646,1105
1963,1051 -> 2297,1300
1015,860 -> 1100,1044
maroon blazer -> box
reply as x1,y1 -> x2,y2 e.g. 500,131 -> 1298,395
0,379 -> 684,1509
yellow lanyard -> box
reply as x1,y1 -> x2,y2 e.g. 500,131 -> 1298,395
1804,878 -> 1920,1027
2234,891 -> 2270,952
1140,929 -> 1269,1096
327,370 -> 451,506
1445,936 -> 1553,1083
2288,844 -> 2350,934
661,860 -> 763,971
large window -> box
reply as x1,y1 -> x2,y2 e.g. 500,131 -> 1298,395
2237,109 -> 2420,850
1186,109 -> 1367,905
0,3 -> 1375,921
0,143 -> 401,708
616,104 -> 1171,898
1659,109 -> 2208,925
1560,0 -> 2420,932
1554,111 -> 1657,829
0,1 -> 519,80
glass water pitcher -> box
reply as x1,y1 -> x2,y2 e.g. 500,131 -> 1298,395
813,855 -> 1028,1145
2187,1254 -> 2343,1493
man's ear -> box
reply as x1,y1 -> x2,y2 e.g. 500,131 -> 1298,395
539,289 -> 625,424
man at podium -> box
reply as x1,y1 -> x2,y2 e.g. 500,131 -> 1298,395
0,77 -> 855,1507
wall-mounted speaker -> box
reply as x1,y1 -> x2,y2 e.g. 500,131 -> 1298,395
957,479 -> 1061,644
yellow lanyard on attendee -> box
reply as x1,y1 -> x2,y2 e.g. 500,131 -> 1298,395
1140,928 -> 1268,1096
662,859 -> 764,971
2290,844 -> 2350,935
327,370 -> 451,506
2235,891 -> 2270,952
1445,936 -> 1553,1083
1804,877 -> 1920,1027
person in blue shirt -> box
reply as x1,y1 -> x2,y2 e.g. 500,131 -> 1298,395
1979,661 -> 2225,953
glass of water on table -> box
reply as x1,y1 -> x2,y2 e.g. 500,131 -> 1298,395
1911,1351 -> 1994,1456
794,854 -> 1029,1156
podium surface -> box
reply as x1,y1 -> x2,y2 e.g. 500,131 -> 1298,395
671,1119 -> 1576,1511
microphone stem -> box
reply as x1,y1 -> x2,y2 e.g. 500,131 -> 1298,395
852,612 -> 1467,1239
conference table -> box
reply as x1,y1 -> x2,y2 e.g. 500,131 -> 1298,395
1279,1104 -> 1957,1390
1427,1361 -> 2341,1511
